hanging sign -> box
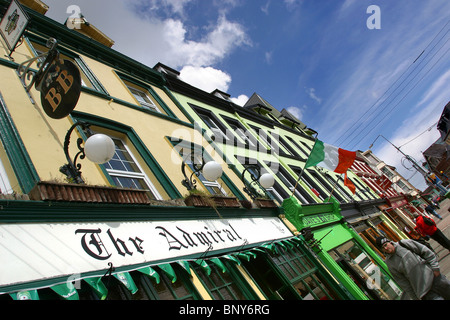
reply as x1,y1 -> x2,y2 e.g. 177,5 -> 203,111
0,0 -> 29,53
40,59 -> 82,119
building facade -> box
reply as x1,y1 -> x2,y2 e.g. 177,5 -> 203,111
0,0 -> 404,300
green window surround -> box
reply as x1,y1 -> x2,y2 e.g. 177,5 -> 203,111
71,111 -> 181,199
0,92 -> 39,193
115,72 -> 177,118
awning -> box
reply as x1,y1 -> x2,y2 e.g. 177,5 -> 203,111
2,234 -> 307,300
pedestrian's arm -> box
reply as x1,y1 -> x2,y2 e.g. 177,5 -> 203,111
406,240 -> 440,273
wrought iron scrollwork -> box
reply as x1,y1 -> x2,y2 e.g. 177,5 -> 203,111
181,158 -> 205,191
241,164 -> 266,200
17,38 -> 58,92
59,121 -> 93,184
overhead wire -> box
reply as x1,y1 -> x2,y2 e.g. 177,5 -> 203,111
346,41 -> 450,150
333,20 -> 450,149
343,23 -> 450,149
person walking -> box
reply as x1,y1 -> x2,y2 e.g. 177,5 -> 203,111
376,236 -> 450,300
414,214 -> 450,251
425,204 -> 443,220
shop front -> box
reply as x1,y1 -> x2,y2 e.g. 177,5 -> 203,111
283,196 -> 403,300
0,199 -> 349,300
341,200 -> 409,259
379,195 -> 422,240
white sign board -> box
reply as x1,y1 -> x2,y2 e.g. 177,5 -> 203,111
0,0 -> 29,53
0,217 -> 292,290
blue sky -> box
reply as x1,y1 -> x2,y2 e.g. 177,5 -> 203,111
43,0 -> 450,191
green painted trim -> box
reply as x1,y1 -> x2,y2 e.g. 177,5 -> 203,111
71,111 -> 181,199
114,71 -> 177,119
293,240 -> 354,300
316,250 -> 368,300
345,223 -> 392,277
0,198 -> 280,223
0,92 -> 40,193
282,196 -> 342,231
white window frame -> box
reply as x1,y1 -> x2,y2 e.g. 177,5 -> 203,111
0,156 -> 13,194
198,113 -> 229,142
104,138 -> 162,200
127,86 -> 162,113
186,153 -> 227,196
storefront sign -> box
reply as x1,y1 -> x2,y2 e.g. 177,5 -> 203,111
302,213 -> 339,228
0,0 -> 29,53
0,217 -> 291,290
40,59 -> 82,119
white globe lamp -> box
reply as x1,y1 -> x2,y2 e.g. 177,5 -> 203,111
84,134 -> 115,164
202,161 -> 223,181
259,173 -> 275,189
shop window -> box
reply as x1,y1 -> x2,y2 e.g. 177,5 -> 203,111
329,240 -> 402,300
137,268 -> 199,300
241,254 -> 299,300
101,268 -> 200,300
193,263 -> 249,300
268,246 -> 339,300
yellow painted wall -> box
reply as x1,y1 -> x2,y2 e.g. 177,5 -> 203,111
0,32 -> 247,199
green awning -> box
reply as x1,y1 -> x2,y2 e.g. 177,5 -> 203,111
51,282 -> 79,300
176,261 -> 192,275
209,258 -> 227,273
137,266 -> 160,284
9,290 -> 39,300
84,277 -> 108,300
113,272 -> 138,294
158,264 -> 177,283
195,259 -> 211,276
222,254 -> 241,265
235,252 -> 251,262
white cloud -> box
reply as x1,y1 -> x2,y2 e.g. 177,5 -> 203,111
305,87 -> 322,104
286,106 -> 305,120
180,66 -> 232,93
261,1 -> 271,15
231,94 -> 249,106
265,51 -> 273,64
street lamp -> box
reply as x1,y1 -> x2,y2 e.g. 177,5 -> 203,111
181,158 -> 223,191
241,165 -> 275,200
59,121 -> 115,184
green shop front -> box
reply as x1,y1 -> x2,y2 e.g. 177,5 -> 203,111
283,196 -> 403,300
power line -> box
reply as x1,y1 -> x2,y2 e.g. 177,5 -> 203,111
334,20 -> 450,149
346,42 -> 450,150
398,121 -> 438,148
342,22 -> 450,149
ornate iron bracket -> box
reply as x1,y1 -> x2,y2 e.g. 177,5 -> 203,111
17,37 -> 58,92
59,121 -> 93,184
181,158 -> 205,191
241,164 -> 266,200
